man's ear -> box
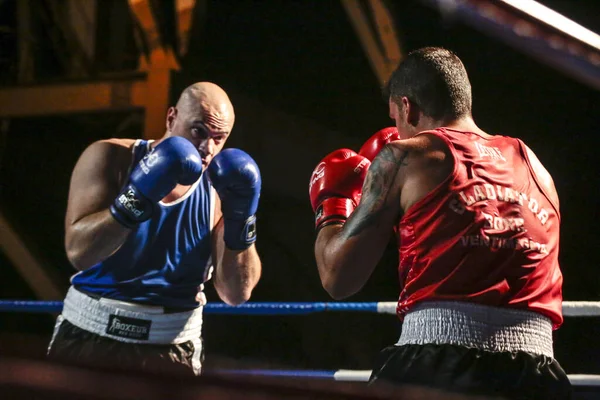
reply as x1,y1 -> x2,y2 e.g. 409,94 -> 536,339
166,107 -> 178,132
403,97 -> 420,127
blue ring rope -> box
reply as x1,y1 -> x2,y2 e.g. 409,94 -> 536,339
0,300 -> 380,315
216,369 -> 336,379
213,369 -> 600,386
1,300 -> 599,316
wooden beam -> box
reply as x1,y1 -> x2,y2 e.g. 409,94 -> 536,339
143,50 -> 173,140
5,0 -> 192,137
0,210 -> 64,300
176,0 -> 198,57
341,0 -> 402,85
43,0 -> 93,78
341,0 -> 388,85
0,73 -> 168,140
0,78 -> 147,118
128,0 -> 180,72
128,0 -> 179,139
65,0 -> 97,62
16,0 -> 34,84
368,0 -> 402,77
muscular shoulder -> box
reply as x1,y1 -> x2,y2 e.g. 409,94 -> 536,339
85,138 -> 135,157
77,138 -> 135,167
388,133 -> 451,168
72,138 -> 137,187
382,134 -> 453,209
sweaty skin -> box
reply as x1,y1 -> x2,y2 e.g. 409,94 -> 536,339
65,82 -> 261,306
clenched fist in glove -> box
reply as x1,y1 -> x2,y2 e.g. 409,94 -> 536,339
309,149 -> 370,232
358,127 -> 401,161
207,148 -> 261,250
110,136 -> 203,228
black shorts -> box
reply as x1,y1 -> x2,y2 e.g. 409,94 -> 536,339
47,317 -> 203,376
368,343 -> 572,400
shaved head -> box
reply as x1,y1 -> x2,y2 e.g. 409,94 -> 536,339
164,82 -> 235,169
176,82 -> 235,132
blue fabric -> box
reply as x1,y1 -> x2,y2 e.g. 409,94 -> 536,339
72,140 -> 213,308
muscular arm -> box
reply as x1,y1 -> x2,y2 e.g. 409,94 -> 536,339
64,141 -> 131,270
211,216 -> 262,306
315,146 -> 408,299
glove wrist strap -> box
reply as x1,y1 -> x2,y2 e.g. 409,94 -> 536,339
315,197 -> 355,232
223,215 -> 257,251
109,205 -> 138,229
110,184 -> 153,228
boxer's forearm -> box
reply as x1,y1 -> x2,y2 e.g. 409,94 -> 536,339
315,224 -> 350,298
214,244 -> 261,306
314,224 -> 379,300
65,209 -> 131,270
315,146 -> 405,299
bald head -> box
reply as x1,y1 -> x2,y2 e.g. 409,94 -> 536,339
165,82 -> 235,169
175,82 -> 235,132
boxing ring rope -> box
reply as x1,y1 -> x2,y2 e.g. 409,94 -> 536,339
1,300 -> 599,316
2,299 -> 600,387
216,369 -> 600,387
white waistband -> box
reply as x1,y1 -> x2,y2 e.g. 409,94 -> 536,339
62,287 -> 204,344
397,301 -> 554,358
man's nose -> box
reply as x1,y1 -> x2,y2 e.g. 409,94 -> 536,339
198,138 -> 215,156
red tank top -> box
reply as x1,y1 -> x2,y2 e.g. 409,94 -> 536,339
396,128 -> 563,328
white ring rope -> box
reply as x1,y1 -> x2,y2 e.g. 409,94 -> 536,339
376,301 -> 600,317
331,370 -> 600,386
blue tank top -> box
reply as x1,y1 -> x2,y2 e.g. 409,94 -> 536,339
71,139 -> 214,308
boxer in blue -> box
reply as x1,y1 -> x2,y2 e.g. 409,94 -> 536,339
47,82 -> 262,376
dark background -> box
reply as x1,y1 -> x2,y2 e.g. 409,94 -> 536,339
0,0 -> 599,376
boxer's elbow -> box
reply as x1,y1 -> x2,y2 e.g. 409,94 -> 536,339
319,262 -> 361,300
214,251 -> 261,306
322,281 -> 348,300
64,226 -> 89,270
322,275 -> 358,300
65,246 -> 92,271
318,243 -> 366,299
226,292 -> 252,306
65,234 -> 99,271
217,285 -> 253,306
214,270 -> 259,306
317,242 -> 359,300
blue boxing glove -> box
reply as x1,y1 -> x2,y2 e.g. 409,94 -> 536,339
110,136 -> 203,228
207,149 -> 261,250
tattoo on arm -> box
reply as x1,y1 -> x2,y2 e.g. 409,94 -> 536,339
343,146 -> 408,238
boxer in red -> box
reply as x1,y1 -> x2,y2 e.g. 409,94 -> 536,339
309,47 -> 571,399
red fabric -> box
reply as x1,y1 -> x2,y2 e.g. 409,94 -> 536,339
395,128 -> 563,328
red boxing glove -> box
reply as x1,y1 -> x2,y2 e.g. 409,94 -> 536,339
309,149 -> 370,231
358,127 -> 401,161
